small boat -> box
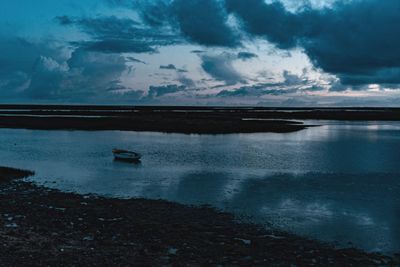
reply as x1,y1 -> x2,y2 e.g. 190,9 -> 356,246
112,149 -> 142,163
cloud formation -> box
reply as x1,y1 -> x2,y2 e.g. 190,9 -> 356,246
147,84 -> 186,98
0,38 -> 144,103
0,38 -> 64,98
200,53 -> 244,85
170,0 -> 239,47
160,64 -> 177,70
26,48 -> 134,100
2,0 -> 400,105
57,15 -> 182,53
116,0 -> 400,87
226,0 -> 400,86
216,70 -> 312,97
126,56 -> 147,64
237,52 -> 258,61
131,0 -> 240,47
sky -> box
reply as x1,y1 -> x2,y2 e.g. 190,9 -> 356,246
0,0 -> 400,106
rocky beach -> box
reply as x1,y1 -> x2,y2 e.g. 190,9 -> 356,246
0,167 -> 398,266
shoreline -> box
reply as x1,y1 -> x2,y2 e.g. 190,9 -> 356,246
0,167 -> 398,266
0,116 -> 307,134
0,106 -> 399,134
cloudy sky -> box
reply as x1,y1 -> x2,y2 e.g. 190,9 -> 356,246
1,0 -> 400,106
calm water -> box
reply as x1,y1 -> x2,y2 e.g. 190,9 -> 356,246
1,121 -> 400,253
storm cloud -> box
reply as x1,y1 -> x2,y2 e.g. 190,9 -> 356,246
26,48 -> 132,100
122,0 -> 400,87
130,0 -> 240,47
2,0 -> 400,105
226,0 -> 400,86
0,38 -> 65,99
0,37 -> 144,102
170,0 -> 239,47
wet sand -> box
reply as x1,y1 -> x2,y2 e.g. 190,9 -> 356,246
0,167 -> 398,266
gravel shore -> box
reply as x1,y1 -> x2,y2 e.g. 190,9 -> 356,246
0,167 -> 398,266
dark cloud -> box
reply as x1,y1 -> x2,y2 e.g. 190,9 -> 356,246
0,71 -> 29,97
216,70 -> 320,97
105,84 -> 144,100
56,15 -> 74,25
106,0 -> 132,7
226,0 -> 400,86
133,0 -> 172,27
104,0 -> 400,87
114,0 -> 240,47
237,52 -> 258,61
339,68 -> 400,86
217,86 -> 299,97
4,0 -> 400,105
148,84 -> 186,98
0,38 -> 65,98
26,56 -> 68,99
126,56 -> 147,64
0,38 -> 62,75
200,53 -> 244,85
160,64 -> 177,70
282,70 -> 307,86
301,1 -> 400,86
177,74 -> 195,88
226,0 -> 300,49
25,48 -> 129,100
329,80 -> 350,92
190,50 -> 206,54
217,86 -> 262,97
0,37 -> 145,102
57,15 -> 182,53
73,40 -> 156,54
170,0 -> 239,47
56,16 -> 140,37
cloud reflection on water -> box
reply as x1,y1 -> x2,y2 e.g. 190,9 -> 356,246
0,121 -> 400,252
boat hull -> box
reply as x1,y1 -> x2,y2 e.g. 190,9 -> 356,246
113,149 -> 141,163
114,156 -> 141,163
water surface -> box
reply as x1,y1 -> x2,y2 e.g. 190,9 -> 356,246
1,120 -> 399,253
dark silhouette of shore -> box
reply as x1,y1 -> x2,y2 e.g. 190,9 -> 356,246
1,105 -> 400,134
0,105 -> 310,134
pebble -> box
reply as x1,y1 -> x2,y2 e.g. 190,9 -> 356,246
5,223 -> 18,228
235,238 -> 252,245
83,236 -> 94,241
168,248 -> 178,255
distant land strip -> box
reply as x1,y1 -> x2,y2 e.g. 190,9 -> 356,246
0,115 -> 307,134
0,105 -> 399,134
0,105 -> 400,120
